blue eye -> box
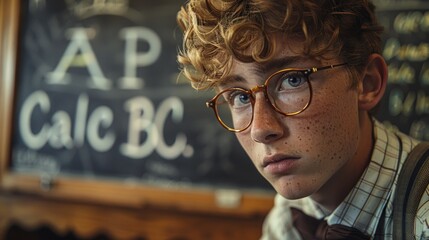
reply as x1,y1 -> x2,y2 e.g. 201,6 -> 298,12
230,91 -> 251,107
278,71 -> 307,90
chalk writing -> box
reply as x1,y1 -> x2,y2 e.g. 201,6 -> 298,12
387,62 -> 415,84
377,5 -> 429,141
19,91 -> 191,160
47,27 -> 161,90
13,148 -> 59,173
383,38 -> 429,61
394,11 -> 429,34
16,2 -> 192,162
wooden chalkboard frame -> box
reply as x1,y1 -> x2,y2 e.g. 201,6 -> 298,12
0,0 -> 273,218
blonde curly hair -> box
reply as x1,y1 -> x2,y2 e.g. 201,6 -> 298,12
177,0 -> 384,90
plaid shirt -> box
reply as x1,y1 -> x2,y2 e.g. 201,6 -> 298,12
261,119 -> 428,239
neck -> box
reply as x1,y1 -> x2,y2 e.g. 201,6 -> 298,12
310,113 -> 374,212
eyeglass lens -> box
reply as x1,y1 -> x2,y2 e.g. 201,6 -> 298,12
214,70 -> 311,131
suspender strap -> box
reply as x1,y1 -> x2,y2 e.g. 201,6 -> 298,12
393,142 -> 429,240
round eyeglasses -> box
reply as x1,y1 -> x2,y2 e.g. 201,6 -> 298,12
206,63 -> 347,132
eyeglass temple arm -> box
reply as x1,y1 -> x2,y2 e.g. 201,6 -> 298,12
310,62 -> 348,73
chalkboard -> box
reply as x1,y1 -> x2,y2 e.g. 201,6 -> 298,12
374,0 -> 429,140
9,0 -> 272,192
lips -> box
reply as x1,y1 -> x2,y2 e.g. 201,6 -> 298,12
262,154 -> 299,175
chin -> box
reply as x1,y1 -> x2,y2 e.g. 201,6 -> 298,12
277,190 -> 311,200
272,179 -> 317,200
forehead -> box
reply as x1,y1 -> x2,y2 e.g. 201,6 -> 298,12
219,36 -> 340,88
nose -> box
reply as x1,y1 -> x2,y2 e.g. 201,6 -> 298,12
250,92 -> 285,143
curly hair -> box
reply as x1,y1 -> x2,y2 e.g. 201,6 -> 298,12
177,0 -> 384,90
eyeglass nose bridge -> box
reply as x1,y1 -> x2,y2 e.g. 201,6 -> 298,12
250,84 -> 270,102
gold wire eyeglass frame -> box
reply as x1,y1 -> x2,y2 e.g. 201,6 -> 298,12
206,63 -> 348,132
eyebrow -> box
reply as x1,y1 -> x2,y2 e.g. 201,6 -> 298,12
218,75 -> 246,88
218,56 -> 311,88
256,56 -> 310,74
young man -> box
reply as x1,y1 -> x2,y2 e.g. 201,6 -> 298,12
177,0 -> 428,239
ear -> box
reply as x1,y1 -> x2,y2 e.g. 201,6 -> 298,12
358,53 -> 388,111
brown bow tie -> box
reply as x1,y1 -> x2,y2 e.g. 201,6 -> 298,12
291,207 -> 371,240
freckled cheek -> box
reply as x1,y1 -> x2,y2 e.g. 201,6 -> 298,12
289,89 -> 359,154
305,86 -> 359,124
289,118 -> 339,153
311,88 -> 348,113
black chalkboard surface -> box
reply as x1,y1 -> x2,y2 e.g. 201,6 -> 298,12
10,0 -> 272,192
375,0 -> 429,140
